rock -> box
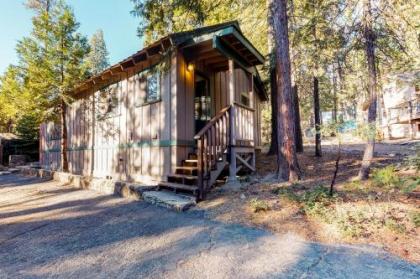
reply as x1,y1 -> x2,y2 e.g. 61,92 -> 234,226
240,193 -> 246,200
142,191 -> 196,211
223,180 -> 243,192
0,171 -> 11,176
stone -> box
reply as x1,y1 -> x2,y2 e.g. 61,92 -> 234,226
142,191 -> 196,211
129,184 -> 157,195
223,180 -> 243,192
0,171 -> 11,175
240,193 -> 246,200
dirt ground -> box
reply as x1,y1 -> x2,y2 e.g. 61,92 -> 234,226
197,141 -> 420,263
2,175 -> 419,278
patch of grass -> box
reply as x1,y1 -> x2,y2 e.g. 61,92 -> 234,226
275,185 -> 335,221
402,177 -> 420,193
404,152 -> 420,171
371,166 -> 402,189
249,198 -> 270,213
385,218 -> 406,234
409,211 -> 420,228
272,187 -> 300,202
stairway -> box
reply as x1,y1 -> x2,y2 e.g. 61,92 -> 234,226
157,152 -> 228,199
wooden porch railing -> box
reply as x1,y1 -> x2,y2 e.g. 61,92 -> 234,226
233,102 -> 255,147
194,105 -> 231,200
194,103 -> 256,199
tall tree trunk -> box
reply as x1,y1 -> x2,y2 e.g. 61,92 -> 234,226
314,77 -> 322,157
267,0 -> 278,155
273,0 -> 301,181
293,85 -> 303,152
268,68 -> 278,155
60,100 -> 69,172
358,0 -> 377,180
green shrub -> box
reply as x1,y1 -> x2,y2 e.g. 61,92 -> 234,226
249,198 -> 270,213
402,178 -> 420,193
385,218 -> 406,234
409,211 -> 420,228
276,185 -> 335,220
273,187 -> 300,202
404,152 -> 420,171
371,166 -> 402,189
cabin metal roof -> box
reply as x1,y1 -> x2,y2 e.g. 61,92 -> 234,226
75,21 -> 266,99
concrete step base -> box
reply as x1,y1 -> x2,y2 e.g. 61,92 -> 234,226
142,191 -> 196,212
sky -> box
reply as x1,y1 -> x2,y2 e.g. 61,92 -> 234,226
0,0 -> 143,74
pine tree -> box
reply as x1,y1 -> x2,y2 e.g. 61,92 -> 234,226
87,29 -> 110,75
17,1 -> 89,171
273,0 -> 301,181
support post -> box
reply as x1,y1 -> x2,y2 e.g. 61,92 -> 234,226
228,59 -> 237,182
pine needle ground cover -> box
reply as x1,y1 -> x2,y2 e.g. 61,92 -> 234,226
196,142 -> 420,263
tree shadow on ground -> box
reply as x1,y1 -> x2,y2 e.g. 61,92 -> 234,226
0,175 -> 419,278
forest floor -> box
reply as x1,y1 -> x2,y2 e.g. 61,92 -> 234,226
196,139 -> 420,263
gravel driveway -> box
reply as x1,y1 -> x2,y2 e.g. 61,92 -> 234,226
0,174 -> 419,279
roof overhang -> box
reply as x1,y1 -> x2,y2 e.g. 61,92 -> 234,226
73,22 -> 265,96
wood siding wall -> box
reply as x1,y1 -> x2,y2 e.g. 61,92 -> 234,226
39,50 -> 264,181
40,66 -> 172,182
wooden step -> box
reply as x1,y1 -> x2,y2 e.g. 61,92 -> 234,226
167,174 -> 198,180
175,166 -> 198,176
167,174 -> 198,185
158,181 -> 198,194
182,159 -> 198,167
188,153 -> 198,160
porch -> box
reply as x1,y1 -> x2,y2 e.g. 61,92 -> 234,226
160,30 -> 266,200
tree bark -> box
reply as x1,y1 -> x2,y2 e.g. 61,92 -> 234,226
358,0 -> 377,180
273,0 -> 301,181
267,0 -> 278,155
268,69 -> 278,155
314,77 -> 322,157
330,141 -> 341,196
60,100 -> 69,172
293,85 -> 303,152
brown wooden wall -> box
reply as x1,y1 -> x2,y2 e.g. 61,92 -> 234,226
40,64 -> 172,182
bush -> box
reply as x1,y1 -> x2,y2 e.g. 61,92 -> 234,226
404,152 -> 420,172
385,218 -> 406,234
275,185 -> 335,220
249,198 -> 270,213
273,187 -> 300,202
371,166 -> 402,189
409,211 -> 420,228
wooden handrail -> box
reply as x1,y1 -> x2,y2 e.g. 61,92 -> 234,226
194,105 -> 231,139
195,105 -> 231,200
233,101 -> 255,112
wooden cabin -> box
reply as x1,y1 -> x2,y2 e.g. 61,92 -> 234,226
39,21 -> 267,199
381,71 -> 420,139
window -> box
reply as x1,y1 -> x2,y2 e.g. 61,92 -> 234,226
241,91 -> 250,107
97,83 -> 119,120
146,71 -> 160,102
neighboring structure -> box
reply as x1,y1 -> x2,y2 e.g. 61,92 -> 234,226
381,71 -> 420,139
40,22 -> 267,199
0,133 -> 20,165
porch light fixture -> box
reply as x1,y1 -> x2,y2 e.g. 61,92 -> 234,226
187,62 -> 194,72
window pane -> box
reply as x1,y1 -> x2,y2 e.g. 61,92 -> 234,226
147,72 -> 159,102
241,92 -> 250,107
